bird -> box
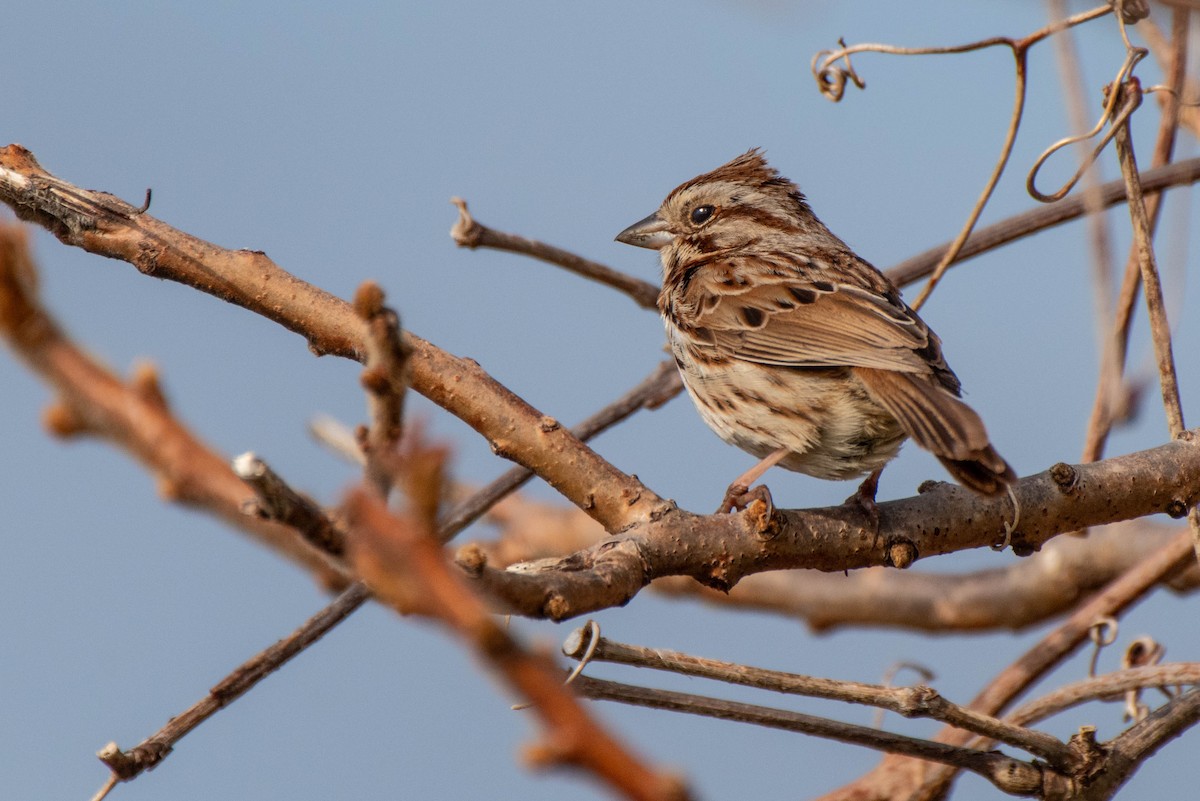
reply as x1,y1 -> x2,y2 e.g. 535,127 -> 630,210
615,149 -> 1016,516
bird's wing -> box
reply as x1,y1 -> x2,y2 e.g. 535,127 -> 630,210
679,252 -> 956,387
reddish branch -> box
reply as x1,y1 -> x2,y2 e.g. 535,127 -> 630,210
342,479 -> 689,801
0,223 -> 349,587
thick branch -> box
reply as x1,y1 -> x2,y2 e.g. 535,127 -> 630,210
462,439 -> 1200,620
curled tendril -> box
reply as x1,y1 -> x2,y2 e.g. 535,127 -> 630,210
1142,84 -> 1200,108
812,38 -> 865,102
1026,49 -> 1145,204
1087,616 -> 1119,677
1121,635 -> 1165,722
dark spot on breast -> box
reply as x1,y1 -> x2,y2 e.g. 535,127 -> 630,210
788,286 -> 817,304
812,280 -> 836,293
775,299 -> 795,310
741,307 -> 766,327
701,294 -> 720,312
692,326 -> 715,344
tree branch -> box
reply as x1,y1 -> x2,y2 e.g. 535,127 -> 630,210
450,197 -> 660,309
562,628 -> 1077,770
343,483 -> 690,801
0,144 -> 669,533
0,222 -> 351,587
572,675 -> 1057,798
462,440 -> 1200,620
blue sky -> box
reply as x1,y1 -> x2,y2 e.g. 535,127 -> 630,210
2,3 -> 1197,800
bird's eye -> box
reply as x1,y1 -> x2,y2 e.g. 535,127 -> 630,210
690,205 -> 715,225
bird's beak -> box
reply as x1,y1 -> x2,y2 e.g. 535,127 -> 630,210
615,212 -> 674,250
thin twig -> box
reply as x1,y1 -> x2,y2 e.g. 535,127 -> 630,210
1111,78 -> 1200,570
562,629 -> 1076,770
1048,0 -> 1119,418
1010,663 -> 1200,727
884,156 -> 1200,288
233,452 -> 347,557
1073,686 -> 1200,799
353,281 -> 412,498
95,583 -> 370,786
811,4 -> 1114,310
571,675 -> 1053,798
1081,8 -> 1191,463
450,197 -> 660,310
0,223 -> 351,587
910,529 -> 1197,799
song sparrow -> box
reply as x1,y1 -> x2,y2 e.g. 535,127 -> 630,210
616,149 -> 1015,514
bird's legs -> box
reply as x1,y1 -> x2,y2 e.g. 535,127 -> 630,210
844,467 -> 884,532
719,448 -> 789,514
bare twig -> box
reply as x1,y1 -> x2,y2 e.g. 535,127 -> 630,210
1048,0 -> 1119,416
0,223 -> 351,587
562,628 -> 1077,770
571,675 -> 1056,798
95,583 -> 370,788
907,529 -> 1198,800
812,4 -> 1114,310
1141,13 -> 1200,139
1071,687 -> 1200,800
1010,663 -> 1200,727
233,452 -> 347,557
437,359 -> 681,543
450,197 -> 660,310
1081,7 -> 1190,464
1110,77 -> 1200,567
353,281 -> 412,498
885,156 -> 1200,287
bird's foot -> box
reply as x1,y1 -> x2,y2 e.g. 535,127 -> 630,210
719,482 -> 775,518
843,468 -> 883,537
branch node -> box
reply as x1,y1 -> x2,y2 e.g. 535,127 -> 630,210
95,741 -> 152,780
449,197 -> 483,248
544,593 -> 570,621
1049,462 -> 1080,493
1165,499 -> 1189,519
130,362 -> 169,410
455,543 -> 488,575
887,539 -> 918,569
538,415 -> 560,432
42,400 -> 86,438
1066,725 -> 1107,780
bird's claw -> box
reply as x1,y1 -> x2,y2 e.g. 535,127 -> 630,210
719,482 -> 775,518
844,469 -> 882,538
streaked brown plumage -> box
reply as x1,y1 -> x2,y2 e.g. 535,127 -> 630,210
616,149 -> 1015,511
